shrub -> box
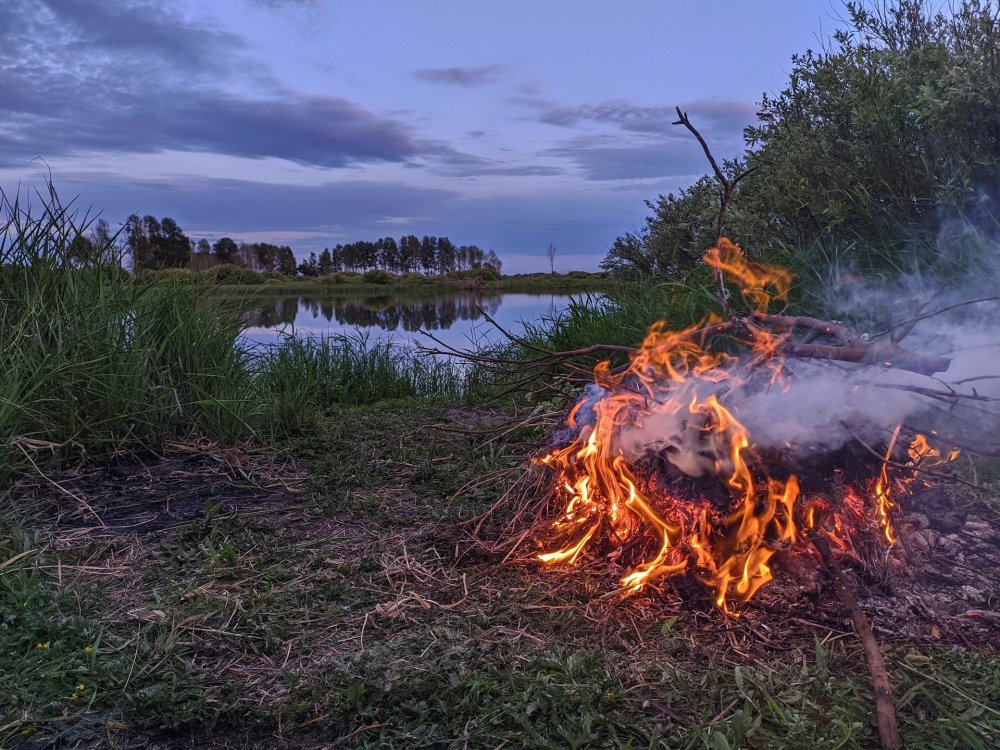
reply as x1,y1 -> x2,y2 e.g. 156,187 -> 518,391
136,267 -> 197,283
448,268 -> 501,283
362,269 -> 396,285
319,272 -> 363,286
198,264 -> 264,285
400,272 -> 432,284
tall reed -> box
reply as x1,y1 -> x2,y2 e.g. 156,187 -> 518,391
0,189 -> 257,481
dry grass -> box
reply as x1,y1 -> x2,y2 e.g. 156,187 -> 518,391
3,403 -> 999,749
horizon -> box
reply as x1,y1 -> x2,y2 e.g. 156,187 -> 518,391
0,1 -> 844,273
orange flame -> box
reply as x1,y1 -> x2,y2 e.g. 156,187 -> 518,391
534,239 -> 956,611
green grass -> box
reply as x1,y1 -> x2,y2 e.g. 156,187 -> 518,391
3,405 -> 997,749
0,191 -> 257,479
173,270 -> 611,298
255,334 -> 464,435
0,189 -> 471,479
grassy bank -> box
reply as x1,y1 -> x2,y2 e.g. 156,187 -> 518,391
143,266 -> 611,296
0,193 -> 465,482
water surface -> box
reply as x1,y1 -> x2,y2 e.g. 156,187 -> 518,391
241,291 -> 577,351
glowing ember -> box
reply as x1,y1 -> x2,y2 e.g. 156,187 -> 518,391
534,239 -> 957,612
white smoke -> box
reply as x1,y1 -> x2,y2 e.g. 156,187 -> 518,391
583,211 -> 1000,476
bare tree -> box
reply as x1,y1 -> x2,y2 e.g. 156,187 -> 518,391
545,242 -> 557,274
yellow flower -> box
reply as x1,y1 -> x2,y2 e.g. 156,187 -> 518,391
76,683 -> 86,691
35,642 -> 49,650
83,646 -> 93,654
69,692 -> 79,701
21,727 -> 36,736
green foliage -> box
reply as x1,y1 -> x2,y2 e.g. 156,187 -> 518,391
0,190 -> 469,482
126,214 -> 192,269
255,334 -> 463,435
136,267 -> 197,284
0,191 -> 256,478
361,268 -> 396,285
608,0 -> 1000,280
198,264 -> 265,285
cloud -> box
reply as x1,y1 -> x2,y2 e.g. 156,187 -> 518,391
34,174 -> 460,235
417,142 -> 564,178
547,141 -> 710,181
0,0 -> 419,168
413,64 -> 504,88
537,98 -> 757,135
248,0 -> 323,7
514,97 -> 755,182
507,93 -> 757,137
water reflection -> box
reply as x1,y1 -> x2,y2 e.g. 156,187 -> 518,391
242,291 -> 571,350
253,293 -> 505,331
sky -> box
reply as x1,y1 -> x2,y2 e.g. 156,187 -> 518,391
0,0 -> 846,272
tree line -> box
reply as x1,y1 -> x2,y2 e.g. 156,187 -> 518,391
296,236 -> 501,277
106,214 -> 502,277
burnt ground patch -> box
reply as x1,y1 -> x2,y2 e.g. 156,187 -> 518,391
11,441 -> 308,534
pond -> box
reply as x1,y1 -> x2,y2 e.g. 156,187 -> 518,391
239,291 -> 582,352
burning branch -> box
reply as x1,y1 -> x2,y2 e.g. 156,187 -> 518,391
673,106 -> 757,319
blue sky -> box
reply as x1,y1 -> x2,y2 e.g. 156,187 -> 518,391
0,0 -> 844,272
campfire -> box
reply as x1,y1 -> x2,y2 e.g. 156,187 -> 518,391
533,238 -> 960,614
434,110 -> 999,750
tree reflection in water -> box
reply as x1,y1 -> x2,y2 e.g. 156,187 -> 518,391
253,292 -> 505,332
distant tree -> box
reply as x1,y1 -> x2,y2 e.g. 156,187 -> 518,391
341,242 -> 360,271
277,247 -> 297,275
157,217 -> 191,268
545,242 -> 557,274
195,238 -> 211,255
318,248 -> 334,276
379,236 -> 399,272
298,251 -> 319,277
213,237 -> 239,264
124,214 -> 189,269
466,244 -> 485,269
67,232 -> 95,265
330,244 -> 344,272
252,243 -> 277,272
485,249 -> 502,274
89,218 -> 113,252
420,236 -> 437,274
436,236 -> 457,273
399,235 -> 420,273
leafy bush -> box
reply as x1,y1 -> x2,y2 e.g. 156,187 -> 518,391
399,272 -> 433,284
606,0 -> 1000,280
261,271 -> 290,282
318,272 -> 363,286
448,268 -> 501,283
136,267 -> 197,284
362,269 -> 396,285
198,264 -> 264,285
